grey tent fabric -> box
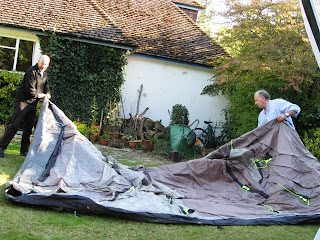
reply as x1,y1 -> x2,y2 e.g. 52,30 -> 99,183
5,98 -> 320,225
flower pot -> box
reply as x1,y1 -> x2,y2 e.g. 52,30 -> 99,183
119,133 -> 125,141
141,139 -> 152,152
100,139 -> 109,146
124,140 -> 129,146
128,141 -> 137,148
109,133 -> 118,139
89,135 -> 97,143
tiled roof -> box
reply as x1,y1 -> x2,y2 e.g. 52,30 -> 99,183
0,0 -> 226,67
0,0 -> 130,46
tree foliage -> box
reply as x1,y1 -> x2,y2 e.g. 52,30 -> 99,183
201,0 -> 320,137
39,34 -> 127,123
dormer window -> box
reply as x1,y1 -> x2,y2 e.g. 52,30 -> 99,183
173,1 -> 203,22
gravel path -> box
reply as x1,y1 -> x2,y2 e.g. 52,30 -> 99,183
96,144 -> 173,167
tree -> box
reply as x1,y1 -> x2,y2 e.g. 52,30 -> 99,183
201,0 -> 320,137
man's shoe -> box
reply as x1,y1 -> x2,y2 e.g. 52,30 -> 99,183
0,148 -> 4,158
20,152 -> 28,157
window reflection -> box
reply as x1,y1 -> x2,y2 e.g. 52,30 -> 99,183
0,36 -> 34,72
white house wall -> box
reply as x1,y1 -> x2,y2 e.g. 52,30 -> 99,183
122,54 -> 228,129
0,27 -> 228,130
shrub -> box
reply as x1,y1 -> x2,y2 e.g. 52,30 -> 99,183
302,128 -> 320,161
154,127 -> 171,157
150,134 -> 158,143
73,121 -> 89,137
0,71 -> 24,124
170,104 -> 189,126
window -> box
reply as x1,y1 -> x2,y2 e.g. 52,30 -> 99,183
0,36 -> 34,72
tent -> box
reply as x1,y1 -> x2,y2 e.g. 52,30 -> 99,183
5,98 -> 320,225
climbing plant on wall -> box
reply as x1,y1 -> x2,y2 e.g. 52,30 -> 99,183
38,33 -> 127,123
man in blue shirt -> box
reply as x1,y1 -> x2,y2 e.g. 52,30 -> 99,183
254,90 -> 301,129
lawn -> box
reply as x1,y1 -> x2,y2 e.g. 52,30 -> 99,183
0,139 -> 319,240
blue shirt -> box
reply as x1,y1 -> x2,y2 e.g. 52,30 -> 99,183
258,99 -> 301,129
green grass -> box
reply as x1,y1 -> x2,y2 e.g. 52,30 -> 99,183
0,140 -> 319,240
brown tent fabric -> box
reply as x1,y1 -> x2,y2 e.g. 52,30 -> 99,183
146,119 -> 320,224
5,99 -> 320,225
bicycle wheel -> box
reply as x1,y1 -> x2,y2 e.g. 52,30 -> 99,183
194,128 -> 209,147
186,130 -> 196,147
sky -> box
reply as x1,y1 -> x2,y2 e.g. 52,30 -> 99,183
203,0 -> 228,33
199,0 -> 251,33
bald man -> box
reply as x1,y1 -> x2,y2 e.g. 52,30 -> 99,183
0,55 -> 51,157
254,90 -> 301,129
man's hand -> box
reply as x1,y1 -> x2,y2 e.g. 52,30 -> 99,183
277,110 -> 296,122
277,113 -> 287,122
38,93 -> 46,100
38,93 -> 51,100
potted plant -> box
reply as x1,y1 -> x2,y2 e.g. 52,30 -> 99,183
89,123 -> 100,143
141,138 -> 152,152
124,127 -> 139,148
106,99 -> 123,137
109,132 -> 118,140
119,132 -> 125,141
100,132 -> 110,146
128,136 -> 138,148
123,134 -> 131,146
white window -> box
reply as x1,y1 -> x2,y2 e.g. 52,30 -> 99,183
0,36 -> 34,72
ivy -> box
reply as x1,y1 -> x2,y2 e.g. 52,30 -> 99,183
38,33 -> 127,123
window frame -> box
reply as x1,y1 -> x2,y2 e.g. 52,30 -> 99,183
0,28 -> 38,72
0,37 -> 22,71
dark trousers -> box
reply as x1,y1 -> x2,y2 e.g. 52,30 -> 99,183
0,100 -> 37,153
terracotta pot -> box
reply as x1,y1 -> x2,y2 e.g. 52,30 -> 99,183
124,140 -> 129,146
89,135 -> 97,143
119,133 -> 125,141
141,139 -> 152,152
100,139 -> 109,146
128,141 -> 137,148
109,133 -> 118,139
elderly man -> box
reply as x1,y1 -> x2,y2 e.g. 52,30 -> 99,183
0,55 -> 51,158
254,90 -> 301,129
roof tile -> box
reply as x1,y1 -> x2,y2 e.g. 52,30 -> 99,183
0,0 -> 226,66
